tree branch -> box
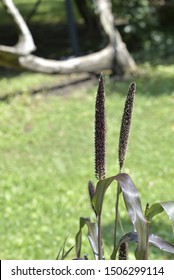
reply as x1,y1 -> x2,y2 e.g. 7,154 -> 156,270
0,0 -> 136,75
95,0 -> 136,74
0,0 -> 36,55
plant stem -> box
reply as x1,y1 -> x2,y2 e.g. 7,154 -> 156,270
113,183 -> 120,259
144,203 -> 149,260
145,221 -> 149,260
97,214 -> 102,260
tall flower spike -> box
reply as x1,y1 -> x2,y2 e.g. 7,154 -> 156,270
118,82 -> 136,172
95,73 -> 106,180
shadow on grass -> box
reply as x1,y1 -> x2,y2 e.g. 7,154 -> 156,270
106,64 -> 174,97
101,217 -> 174,260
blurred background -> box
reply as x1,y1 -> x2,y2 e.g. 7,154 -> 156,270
0,0 -> 174,260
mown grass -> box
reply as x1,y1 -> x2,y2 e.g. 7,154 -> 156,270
0,0 -> 66,24
0,62 -> 174,259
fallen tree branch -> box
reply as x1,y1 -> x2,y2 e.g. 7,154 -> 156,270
0,0 -> 36,55
0,0 -> 137,74
95,0 -> 136,74
19,45 -> 115,73
0,45 -> 114,73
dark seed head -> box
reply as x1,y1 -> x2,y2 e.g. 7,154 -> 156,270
95,73 -> 106,180
118,242 -> 128,260
88,180 -> 95,202
88,181 -> 97,215
118,82 -> 136,172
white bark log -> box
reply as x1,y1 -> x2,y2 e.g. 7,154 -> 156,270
19,45 -> 114,73
0,0 -> 136,74
0,0 -> 36,55
95,0 -> 136,73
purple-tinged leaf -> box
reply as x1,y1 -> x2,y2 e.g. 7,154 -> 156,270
149,234 -> 174,254
92,173 -> 147,259
118,232 -> 174,255
75,217 -> 104,260
147,202 -> 174,234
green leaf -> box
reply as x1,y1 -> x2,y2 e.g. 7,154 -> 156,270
118,232 -> 174,255
147,202 -> 174,234
92,176 -> 114,216
149,234 -> 174,254
62,245 -> 74,260
56,235 -> 74,260
92,173 -> 147,260
75,217 -> 104,260
75,217 -> 88,258
87,220 -> 99,259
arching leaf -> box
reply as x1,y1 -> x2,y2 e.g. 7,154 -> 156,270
149,234 -> 174,253
92,173 -> 147,259
147,201 -> 174,234
75,217 -> 104,260
118,232 -> 174,255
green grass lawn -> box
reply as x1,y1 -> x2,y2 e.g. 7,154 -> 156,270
0,63 -> 174,260
0,0 -> 66,24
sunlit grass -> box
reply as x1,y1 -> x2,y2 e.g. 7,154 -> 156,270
0,0 -> 66,24
0,70 -> 81,99
0,63 -> 174,259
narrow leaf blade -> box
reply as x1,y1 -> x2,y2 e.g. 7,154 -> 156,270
92,173 -> 147,259
92,176 -> 114,215
75,217 -> 104,260
85,219 -> 104,260
147,201 -> 174,234
75,217 -> 87,258
149,233 -> 174,254
114,173 -> 147,260
118,232 -> 174,255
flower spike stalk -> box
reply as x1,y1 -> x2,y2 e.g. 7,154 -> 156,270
113,82 -> 136,259
118,82 -> 136,172
95,73 -> 106,181
95,73 -> 106,259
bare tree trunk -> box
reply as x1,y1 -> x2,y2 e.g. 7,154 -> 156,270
74,0 -> 99,32
95,0 -> 136,74
0,0 -> 137,74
